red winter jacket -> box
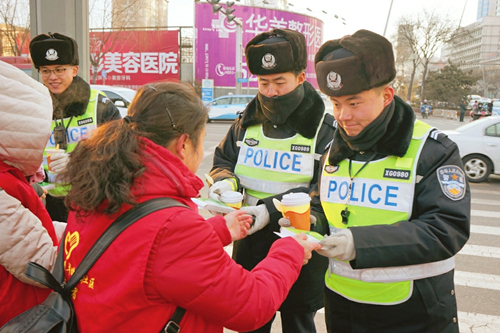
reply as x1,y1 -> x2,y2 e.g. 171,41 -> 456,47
64,138 -> 304,333
0,161 -> 58,327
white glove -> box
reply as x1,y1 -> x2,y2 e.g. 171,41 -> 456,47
48,151 -> 70,173
209,180 -> 232,201
278,215 -> 317,228
240,204 -> 270,235
317,229 -> 356,261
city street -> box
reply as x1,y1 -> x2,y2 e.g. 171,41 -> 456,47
196,107 -> 500,333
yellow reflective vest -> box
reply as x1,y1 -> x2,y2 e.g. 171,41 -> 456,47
320,120 -> 452,305
234,120 -> 322,205
42,89 -> 100,197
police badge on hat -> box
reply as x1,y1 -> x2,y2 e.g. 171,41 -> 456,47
326,71 -> 343,91
45,48 -> 59,61
436,166 -> 466,201
262,53 -> 277,70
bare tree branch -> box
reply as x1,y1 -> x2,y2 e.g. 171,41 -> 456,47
0,0 -> 30,56
88,0 -> 142,83
396,10 -> 457,101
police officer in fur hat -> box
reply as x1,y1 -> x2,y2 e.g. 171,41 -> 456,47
30,32 -> 121,222
209,29 -> 335,333
312,29 -> 470,333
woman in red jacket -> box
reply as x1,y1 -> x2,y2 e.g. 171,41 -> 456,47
60,82 -> 320,333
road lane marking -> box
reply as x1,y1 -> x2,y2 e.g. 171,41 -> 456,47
458,244 -> 500,259
472,210 -> 500,218
471,189 -> 500,196
458,311 -> 500,333
471,225 -> 500,236
471,198 -> 500,206
455,271 -> 500,291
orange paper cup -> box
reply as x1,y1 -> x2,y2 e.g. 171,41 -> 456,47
280,193 -> 311,231
283,207 -> 311,231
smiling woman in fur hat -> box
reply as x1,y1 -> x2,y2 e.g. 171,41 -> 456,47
29,32 -> 121,222
208,28 -> 335,333
312,29 -> 470,333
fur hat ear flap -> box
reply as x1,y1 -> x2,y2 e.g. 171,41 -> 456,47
29,32 -> 79,69
245,28 -> 307,75
315,30 -> 395,97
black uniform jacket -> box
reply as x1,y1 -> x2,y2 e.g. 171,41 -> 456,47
209,81 -> 335,313
311,95 -> 470,331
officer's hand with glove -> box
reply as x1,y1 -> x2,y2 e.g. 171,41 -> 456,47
240,204 -> 270,235
48,151 -> 70,174
208,180 -> 232,201
316,229 -> 356,262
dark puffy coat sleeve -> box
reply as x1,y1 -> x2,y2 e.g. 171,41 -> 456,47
96,94 -> 121,124
348,132 -> 470,269
208,118 -> 245,188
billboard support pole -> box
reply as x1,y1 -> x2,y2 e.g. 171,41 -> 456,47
235,24 -> 242,95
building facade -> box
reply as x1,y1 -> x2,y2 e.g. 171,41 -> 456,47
112,0 -> 168,28
446,16 -> 500,97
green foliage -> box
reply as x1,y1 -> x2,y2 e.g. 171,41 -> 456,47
425,61 -> 479,106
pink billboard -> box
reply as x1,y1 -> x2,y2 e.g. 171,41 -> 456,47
195,3 -> 323,88
89,30 -> 179,89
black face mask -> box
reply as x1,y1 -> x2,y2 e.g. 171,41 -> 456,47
339,99 -> 395,152
257,83 -> 305,124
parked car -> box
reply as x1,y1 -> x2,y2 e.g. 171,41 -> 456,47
91,85 -> 136,118
443,116 -> 500,182
206,95 -> 254,121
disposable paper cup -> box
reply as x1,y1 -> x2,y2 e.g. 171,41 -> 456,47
280,193 -> 311,231
45,148 -> 59,173
220,191 -> 243,209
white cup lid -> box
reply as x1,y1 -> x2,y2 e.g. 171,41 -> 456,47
220,191 -> 243,203
280,192 -> 311,206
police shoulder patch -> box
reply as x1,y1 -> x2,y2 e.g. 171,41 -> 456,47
436,165 -> 466,201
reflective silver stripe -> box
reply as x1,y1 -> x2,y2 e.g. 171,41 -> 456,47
238,174 -> 309,194
244,192 -> 260,206
329,257 -> 455,283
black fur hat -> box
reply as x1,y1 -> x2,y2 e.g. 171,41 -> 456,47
29,32 -> 79,69
315,29 -> 395,97
245,28 -> 307,75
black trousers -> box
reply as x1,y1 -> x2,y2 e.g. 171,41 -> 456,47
241,311 -> 317,333
324,271 -> 459,333
46,194 -> 68,222
460,110 -> 465,122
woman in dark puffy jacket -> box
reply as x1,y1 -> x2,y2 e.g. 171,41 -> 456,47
60,82 -> 320,333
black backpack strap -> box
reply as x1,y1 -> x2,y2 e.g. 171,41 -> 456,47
65,197 -> 188,290
25,243 -> 66,292
163,307 -> 186,333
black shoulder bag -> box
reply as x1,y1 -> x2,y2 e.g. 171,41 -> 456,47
0,197 -> 188,333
